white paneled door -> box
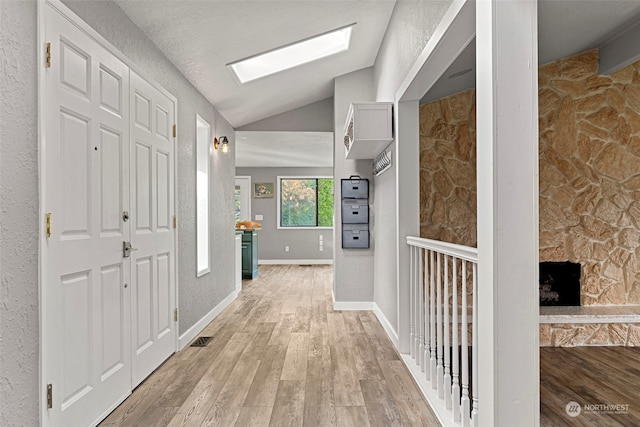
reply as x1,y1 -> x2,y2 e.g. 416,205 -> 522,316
41,3 -> 176,426
129,71 -> 176,387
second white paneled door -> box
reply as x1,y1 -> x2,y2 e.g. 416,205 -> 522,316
41,2 -> 176,426
129,71 -> 176,387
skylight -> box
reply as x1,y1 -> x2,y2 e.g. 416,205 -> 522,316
228,24 -> 355,84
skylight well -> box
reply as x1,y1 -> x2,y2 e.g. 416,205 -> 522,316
228,24 -> 355,84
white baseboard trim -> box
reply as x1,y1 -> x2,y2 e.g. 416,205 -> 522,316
178,289 -> 239,350
331,291 -> 373,311
373,303 -> 399,348
333,301 -> 373,310
258,259 -> 333,265
401,353 -> 461,427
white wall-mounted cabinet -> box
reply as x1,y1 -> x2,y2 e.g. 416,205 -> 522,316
343,102 -> 393,159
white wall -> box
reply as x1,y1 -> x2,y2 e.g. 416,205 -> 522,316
0,1 -> 237,424
331,1 -> 453,310
370,0 -> 452,332
333,68 -> 376,303
372,146 -> 398,327
235,167 -> 334,262
237,98 -> 334,132
0,2 -> 39,424
374,0 -> 453,102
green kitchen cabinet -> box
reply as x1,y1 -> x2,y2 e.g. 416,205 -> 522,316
241,230 -> 258,279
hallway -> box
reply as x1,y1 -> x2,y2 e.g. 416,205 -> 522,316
99,265 -> 440,426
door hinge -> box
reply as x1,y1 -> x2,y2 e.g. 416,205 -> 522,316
173,215 -> 177,229
46,384 -> 53,409
45,42 -> 51,68
172,124 -> 177,138
45,213 -> 52,238
174,308 -> 178,322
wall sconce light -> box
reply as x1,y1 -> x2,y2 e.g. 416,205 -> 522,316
213,136 -> 230,153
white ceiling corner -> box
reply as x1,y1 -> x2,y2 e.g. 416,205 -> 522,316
423,1 -> 640,104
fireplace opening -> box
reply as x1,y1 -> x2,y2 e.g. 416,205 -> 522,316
539,261 -> 581,306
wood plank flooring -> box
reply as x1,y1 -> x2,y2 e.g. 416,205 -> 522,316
99,265 -> 440,427
98,264 -> 640,427
540,346 -> 640,426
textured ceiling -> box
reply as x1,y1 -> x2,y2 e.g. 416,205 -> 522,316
112,0 -> 640,169
235,132 -> 333,168
113,0 -> 396,128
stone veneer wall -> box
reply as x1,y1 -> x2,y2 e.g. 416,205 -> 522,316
538,50 -> 640,306
419,90 -> 477,247
539,322 -> 640,346
420,49 -> 640,346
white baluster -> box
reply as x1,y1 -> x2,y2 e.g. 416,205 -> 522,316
471,263 -> 479,426
430,250 -> 437,385
461,261 -> 470,427
409,246 -> 415,359
444,255 -> 452,409
423,249 -> 430,372
452,257 -> 461,422
414,247 -> 421,362
436,252 -> 444,398
406,236 -> 478,425
415,247 -> 421,367
416,249 -> 424,372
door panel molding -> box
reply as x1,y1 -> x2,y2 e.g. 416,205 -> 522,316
39,2 -> 178,426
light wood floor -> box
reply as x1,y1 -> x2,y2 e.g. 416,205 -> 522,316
540,346 -> 640,426
99,264 -> 640,427
99,265 -> 440,427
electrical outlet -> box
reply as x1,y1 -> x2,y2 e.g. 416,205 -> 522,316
285,245 -> 290,252
255,214 -> 263,220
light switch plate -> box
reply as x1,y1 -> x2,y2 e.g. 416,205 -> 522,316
255,214 -> 263,220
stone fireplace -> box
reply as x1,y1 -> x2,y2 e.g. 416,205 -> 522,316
419,48 -> 640,346
419,49 -> 640,307
539,261 -> 581,306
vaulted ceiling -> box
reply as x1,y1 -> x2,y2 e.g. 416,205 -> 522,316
113,0 -> 396,128
114,1 -> 640,128
111,1 -> 640,168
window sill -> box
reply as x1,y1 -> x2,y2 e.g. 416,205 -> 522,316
276,226 -> 334,230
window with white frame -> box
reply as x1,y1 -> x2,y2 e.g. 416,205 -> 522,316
278,177 -> 333,228
196,115 -> 211,277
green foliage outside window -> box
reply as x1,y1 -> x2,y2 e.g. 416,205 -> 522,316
280,178 -> 333,227
318,178 -> 333,227
234,185 -> 242,222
